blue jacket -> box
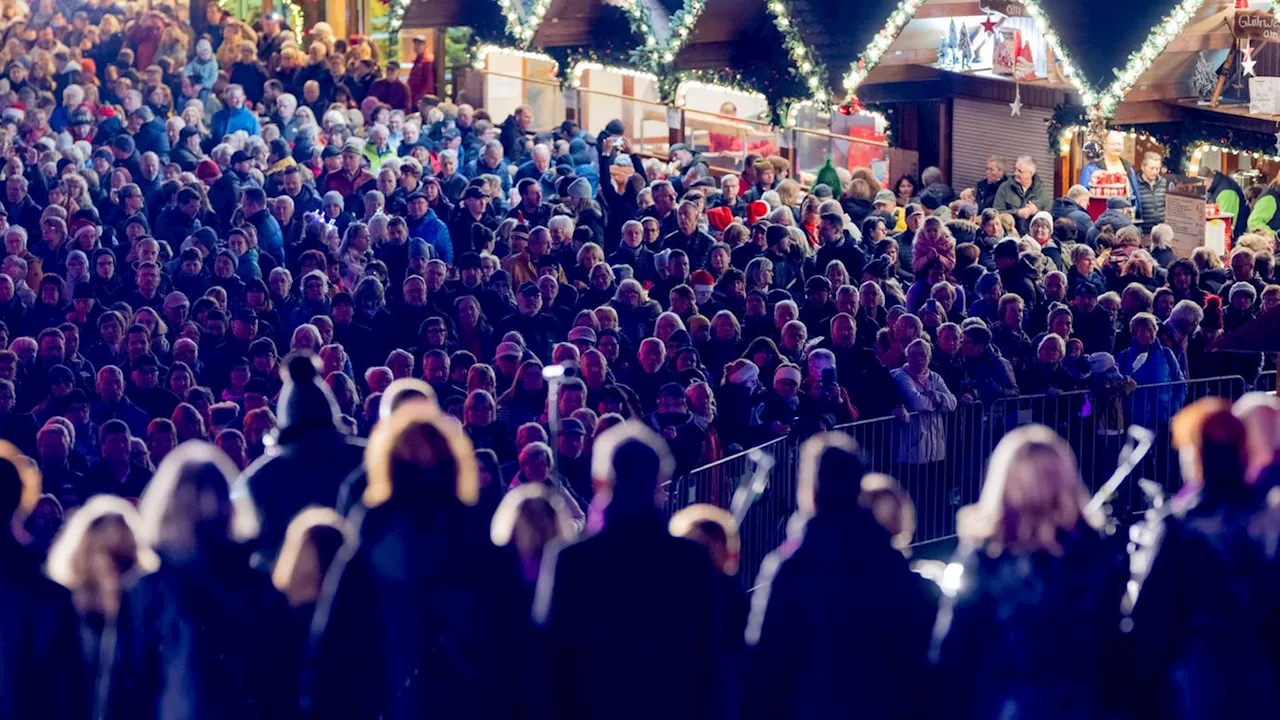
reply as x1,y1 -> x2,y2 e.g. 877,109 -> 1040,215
247,208 -> 284,264
211,106 -> 260,139
1117,339 -> 1185,425
408,208 -> 452,264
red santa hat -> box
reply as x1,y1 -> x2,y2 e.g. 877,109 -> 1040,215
690,270 -> 715,293
746,200 -> 770,226
2,103 -> 24,123
706,206 -> 733,233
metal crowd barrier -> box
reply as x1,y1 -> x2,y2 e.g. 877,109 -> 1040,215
669,375 -> 1257,588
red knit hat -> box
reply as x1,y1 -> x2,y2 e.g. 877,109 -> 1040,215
195,159 -> 221,181
747,200 -> 769,226
706,205 -> 733,232
1202,294 -> 1223,331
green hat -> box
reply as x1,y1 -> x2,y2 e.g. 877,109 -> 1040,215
814,156 -> 842,195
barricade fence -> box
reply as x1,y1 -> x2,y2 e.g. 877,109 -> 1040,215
672,375 -> 1258,588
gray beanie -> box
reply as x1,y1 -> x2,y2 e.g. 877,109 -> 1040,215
323,191 -> 344,210
566,176 -> 592,200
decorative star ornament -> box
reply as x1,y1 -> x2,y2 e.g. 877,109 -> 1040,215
1010,84 -> 1023,116
1244,55 -> 1258,77
981,15 -> 999,33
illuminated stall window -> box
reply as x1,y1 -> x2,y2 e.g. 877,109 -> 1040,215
574,64 -> 668,157
791,101 -> 889,185
478,48 -> 564,132
676,82 -> 780,172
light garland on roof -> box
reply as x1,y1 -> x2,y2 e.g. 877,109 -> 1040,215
496,0 -> 552,46
1096,0 -> 1208,118
767,0 -> 829,103
1054,125 -> 1164,154
626,0 -> 707,66
281,0 -> 305,45
569,61 -> 658,88
1189,142 -> 1280,170
471,44 -> 559,71
673,79 -> 768,107
841,0 -> 1093,108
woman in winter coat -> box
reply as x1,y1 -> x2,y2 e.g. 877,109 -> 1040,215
305,406 -> 532,719
1117,312 -> 1185,426
609,279 -> 661,349
496,359 -> 549,431
912,216 -> 957,276
118,442 -> 295,720
46,496 -> 157,720
891,339 -> 957,466
932,425 -> 1125,720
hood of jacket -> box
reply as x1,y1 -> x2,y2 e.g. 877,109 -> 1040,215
1091,208 -> 1134,233
1051,196 -> 1088,217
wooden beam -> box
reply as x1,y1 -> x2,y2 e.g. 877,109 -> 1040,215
403,0 -> 463,29
674,41 -> 735,70
533,19 -> 594,47
1164,30 -> 1235,53
1112,101 -> 1181,125
1122,83 -> 1193,103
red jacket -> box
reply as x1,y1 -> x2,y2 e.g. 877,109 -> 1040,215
407,54 -> 435,105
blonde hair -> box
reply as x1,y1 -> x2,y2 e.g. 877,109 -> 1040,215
363,404 -> 478,508
489,483 -> 576,554
137,441 -> 259,550
669,504 -> 740,575
858,473 -> 915,553
959,425 -> 1096,555
271,507 -> 349,607
46,495 -> 157,616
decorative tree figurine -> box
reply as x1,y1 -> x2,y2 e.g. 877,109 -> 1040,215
938,34 -> 953,68
949,19 -> 958,61
958,23 -> 973,70
1014,40 -> 1036,81
1191,50 -> 1217,103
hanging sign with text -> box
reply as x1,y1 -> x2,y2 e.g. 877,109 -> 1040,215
1233,10 -> 1280,42
980,0 -> 1026,17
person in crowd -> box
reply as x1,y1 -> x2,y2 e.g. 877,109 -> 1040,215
537,420 -> 717,718
307,404 -> 530,718
240,353 -> 365,562
932,425 -> 1124,719
745,432 -> 934,718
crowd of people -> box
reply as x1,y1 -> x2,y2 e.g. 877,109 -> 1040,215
1,0 -> 1280,717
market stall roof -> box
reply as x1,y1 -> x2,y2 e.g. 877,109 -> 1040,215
402,0 -> 508,36
785,0 -> 901,96
1103,1 -> 1238,122
671,0 -> 810,113
530,0 -> 679,48
1035,0 -> 1185,98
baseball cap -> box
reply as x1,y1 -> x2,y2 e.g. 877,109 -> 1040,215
873,189 -> 896,206
518,282 -> 541,297
463,185 -> 488,200
230,150 -> 251,165
321,145 -> 342,158
559,417 -> 586,436
567,326 -> 597,344
495,341 -> 522,359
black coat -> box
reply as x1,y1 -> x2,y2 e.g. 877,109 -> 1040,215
538,512 -> 717,720
1126,497 -> 1280,720
306,497 -> 532,720
241,427 -> 366,562
116,546 -> 294,720
0,536 -> 89,720
745,509 -> 934,720
1052,196 -> 1095,245
934,529 -> 1126,720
